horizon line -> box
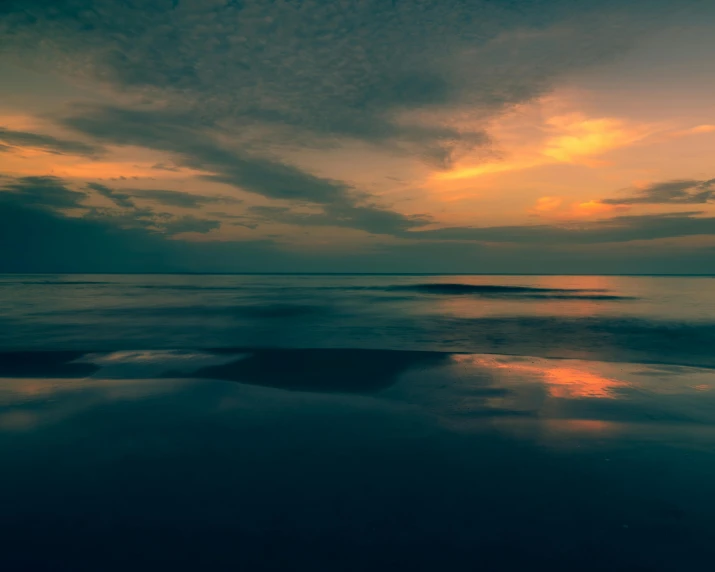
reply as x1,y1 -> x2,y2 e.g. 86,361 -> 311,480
2,272 -> 715,277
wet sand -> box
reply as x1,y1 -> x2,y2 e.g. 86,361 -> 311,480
1,348 -> 714,571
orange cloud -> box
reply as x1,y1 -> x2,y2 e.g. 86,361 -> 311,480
431,99 -> 715,187
541,114 -> 654,164
531,196 -> 563,213
529,197 -> 627,220
433,110 -> 655,183
0,112 -> 46,131
571,200 -> 622,217
0,143 -> 206,181
54,161 -> 205,180
434,158 -> 541,181
656,124 -> 715,141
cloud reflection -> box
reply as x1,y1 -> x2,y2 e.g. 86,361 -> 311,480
0,376 -> 192,431
452,354 -> 628,399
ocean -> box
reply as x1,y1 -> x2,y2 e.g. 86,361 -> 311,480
1,274 -> 714,570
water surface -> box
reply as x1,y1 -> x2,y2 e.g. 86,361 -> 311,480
1,274 -> 714,570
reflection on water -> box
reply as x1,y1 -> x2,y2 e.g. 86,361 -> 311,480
1,350 -> 715,570
2,274 -> 715,570
425,275 -> 625,320
453,354 -> 628,398
2,274 -> 715,369
2,350 -> 714,439
0,376 -> 192,430
2,349 -> 714,445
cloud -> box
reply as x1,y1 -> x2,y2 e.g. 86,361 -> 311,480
150,163 -> 181,172
0,127 -> 102,157
2,0 -> 684,167
434,110 -> 658,182
602,178 -> 715,205
160,215 -> 220,235
2,184 -> 714,274
83,204 -> 221,237
1,174 -> 220,238
408,211 -> 715,244
86,182 -> 135,208
86,182 -> 241,209
1,0 -> 712,271
131,189 -> 235,208
250,203 -> 429,235
61,104 -> 432,234
0,200 -> 176,273
62,105 -> 359,204
0,175 -> 86,209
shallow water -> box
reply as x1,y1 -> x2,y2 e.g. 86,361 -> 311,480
1,274 -> 714,570
2,273 -> 715,366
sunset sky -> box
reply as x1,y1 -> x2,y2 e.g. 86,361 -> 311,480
2,0 -> 715,273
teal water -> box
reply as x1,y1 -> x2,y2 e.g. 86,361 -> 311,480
1,274 -> 714,570
2,273 -> 715,366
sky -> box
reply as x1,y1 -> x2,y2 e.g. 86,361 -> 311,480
1,0 -> 715,273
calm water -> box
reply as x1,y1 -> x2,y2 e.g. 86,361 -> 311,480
1,274 -> 714,570
2,273 -> 715,365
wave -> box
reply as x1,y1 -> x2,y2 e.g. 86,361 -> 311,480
2,313 -> 715,368
0,280 -> 635,300
388,283 -> 634,299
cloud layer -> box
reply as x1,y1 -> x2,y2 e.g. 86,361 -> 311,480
0,127 -> 101,157
1,0 -> 713,272
603,179 -> 715,205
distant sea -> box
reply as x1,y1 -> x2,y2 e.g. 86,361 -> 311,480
1,274 -> 715,571
2,273 -> 715,366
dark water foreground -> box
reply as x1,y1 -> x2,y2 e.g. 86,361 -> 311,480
1,347 -> 714,571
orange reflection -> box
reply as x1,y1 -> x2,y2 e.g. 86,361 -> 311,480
453,354 -> 627,399
542,366 -> 626,399
556,419 -> 614,432
0,377 -> 193,431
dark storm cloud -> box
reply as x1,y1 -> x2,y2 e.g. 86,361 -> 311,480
1,174 -> 220,238
602,178 -> 715,205
409,212 -> 715,244
0,201 -> 175,273
0,127 -> 102,157
0,175 -> 86,209
0,191 -> 291,273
